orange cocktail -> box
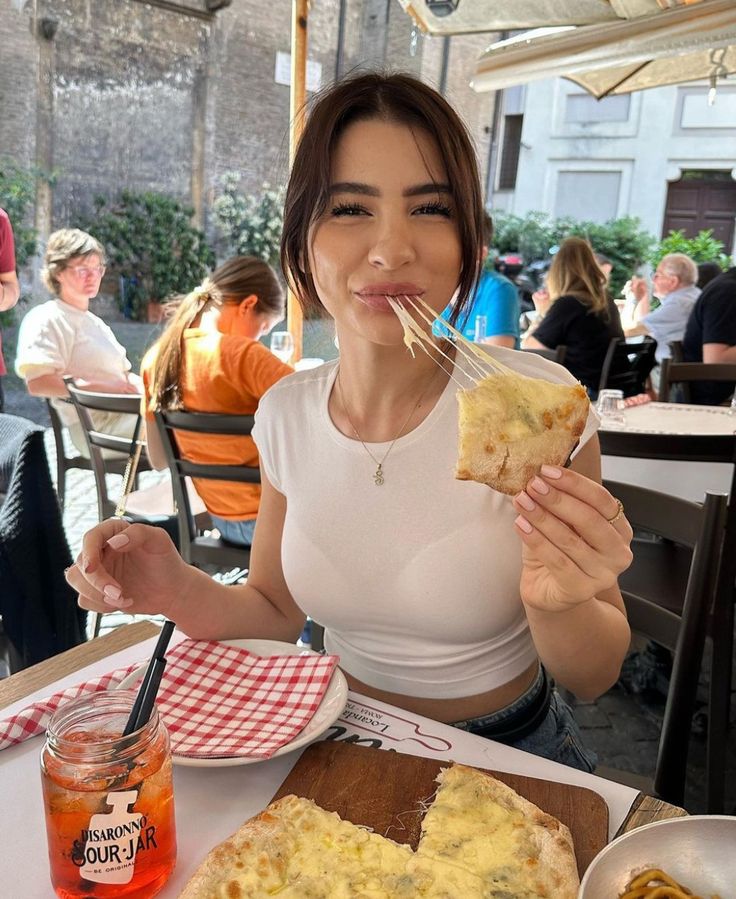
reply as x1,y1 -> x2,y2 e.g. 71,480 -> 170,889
41,691 -> 177,898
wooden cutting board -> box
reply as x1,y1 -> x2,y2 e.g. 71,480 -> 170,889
272,740 -> 608,878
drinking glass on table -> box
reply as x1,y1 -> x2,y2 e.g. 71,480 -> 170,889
41,691 -> 177,897
596,389 -> 625,427
270,330 -> 294,364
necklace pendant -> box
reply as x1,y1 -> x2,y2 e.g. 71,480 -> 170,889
373,464 -> 385,486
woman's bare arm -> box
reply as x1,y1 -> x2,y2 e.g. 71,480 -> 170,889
67,471 -> 306,643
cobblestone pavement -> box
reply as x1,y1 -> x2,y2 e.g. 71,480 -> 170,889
3,352 -> 734,816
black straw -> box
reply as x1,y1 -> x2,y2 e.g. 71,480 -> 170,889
123,620 -> 175,736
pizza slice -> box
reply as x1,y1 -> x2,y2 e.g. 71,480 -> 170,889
386,296 -> 590,496
178,793 -> 415,899
455,372 -> 589,495
415,765 -> 579,899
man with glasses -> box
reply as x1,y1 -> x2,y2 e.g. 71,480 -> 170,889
14,228 -> 141,456
624,253 -> 700,365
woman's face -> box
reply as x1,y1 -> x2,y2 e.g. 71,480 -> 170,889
56,253 -> 105,305
307,118 -> 462,346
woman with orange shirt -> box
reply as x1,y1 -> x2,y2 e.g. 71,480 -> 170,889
141,256 -> 293,546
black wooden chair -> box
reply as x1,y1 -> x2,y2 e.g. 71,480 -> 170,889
45,399 -> 130,513
658,359 -> 736,404
63,381 -> 154,521
522,345 -> 567,364
598,336 -> 658,397
153,409 -> 260,571
599,430 -> 736,812
599,480 -> 728,808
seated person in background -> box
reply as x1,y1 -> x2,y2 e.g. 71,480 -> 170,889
14,228 -> 140,456
682,263 -> 736,405
439,212 -> 520,348
0,207 -> 21,413
697,261 -> 724,291
623,253 -> 700,364
141,256 -> 293,548
522,237 -> 623,397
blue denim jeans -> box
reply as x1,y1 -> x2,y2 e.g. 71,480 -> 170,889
452,668 -> 597,773
210,515 -> 256,547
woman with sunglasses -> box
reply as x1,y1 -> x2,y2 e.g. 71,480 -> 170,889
15,228 -> 141,456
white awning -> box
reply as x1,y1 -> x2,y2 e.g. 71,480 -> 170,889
470,0 -> 736,96
396,0 -> 660,37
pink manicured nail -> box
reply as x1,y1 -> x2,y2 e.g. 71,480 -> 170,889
531,477 -> 549,495
515,515 -> 533,534
516,492 -> 536,512
103,584 -> 121,602
540,465 -> 562,479
106,533 -> 130,550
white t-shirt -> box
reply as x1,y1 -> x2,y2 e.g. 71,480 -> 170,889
253,348 -> 599,700
15,299 -> 132,426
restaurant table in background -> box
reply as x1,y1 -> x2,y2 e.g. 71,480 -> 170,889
600,402 -> 735,501
0,622 -> 686,897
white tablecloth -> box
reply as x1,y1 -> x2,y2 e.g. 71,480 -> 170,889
0,633 -> 638,897
601,403 -> 735,502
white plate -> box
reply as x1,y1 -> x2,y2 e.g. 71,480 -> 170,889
117,638 -> 348,767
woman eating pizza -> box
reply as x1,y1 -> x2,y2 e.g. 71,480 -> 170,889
68,71 -> 632,772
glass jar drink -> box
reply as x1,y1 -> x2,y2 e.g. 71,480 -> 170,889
41,691 -> 177,899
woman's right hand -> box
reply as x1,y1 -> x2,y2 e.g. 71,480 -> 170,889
65,519 -> 192,618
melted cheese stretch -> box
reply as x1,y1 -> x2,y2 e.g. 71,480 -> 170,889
386,295 -> 515,386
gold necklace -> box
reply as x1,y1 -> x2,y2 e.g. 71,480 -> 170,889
336,369 -> 437,486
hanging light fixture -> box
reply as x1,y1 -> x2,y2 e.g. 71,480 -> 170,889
425,0 -> 460,18
707,47 -> 728,105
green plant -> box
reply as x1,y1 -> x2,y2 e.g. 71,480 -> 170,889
649,229 -> 730,270
82,191 -> 215,321
212,174 -> 284,268
488,210 -> 655,298
0,159 -> 48,270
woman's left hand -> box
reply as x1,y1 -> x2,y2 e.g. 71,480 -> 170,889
512,465 -> 633,614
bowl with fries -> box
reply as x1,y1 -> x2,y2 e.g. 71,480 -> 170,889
578,815 -> 736,898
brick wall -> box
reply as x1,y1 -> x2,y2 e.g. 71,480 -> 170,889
1,0 -> 498,265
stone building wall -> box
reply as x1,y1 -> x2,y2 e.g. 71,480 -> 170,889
0,0 -> 498,279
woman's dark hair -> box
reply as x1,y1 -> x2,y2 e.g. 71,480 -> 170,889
697,261 -> 723,290
280,71 -> 485,327
149,255 -> 283,410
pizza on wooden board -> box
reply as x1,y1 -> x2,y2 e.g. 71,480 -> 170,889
179,763 -> 579,898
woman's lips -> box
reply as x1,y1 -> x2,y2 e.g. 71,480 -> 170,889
355,286 -> 424,311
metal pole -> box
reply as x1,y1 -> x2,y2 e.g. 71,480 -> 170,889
287,0 -> 309,363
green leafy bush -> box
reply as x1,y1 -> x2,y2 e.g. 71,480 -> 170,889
82,191 -> 215,321
0,159 -> 43,268
212,174 -> 284,269
489,210 -> 655,298
649,229 -> 730,270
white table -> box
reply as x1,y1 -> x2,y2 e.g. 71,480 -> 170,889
600,402 -> 735,502
0,624 -> 680,898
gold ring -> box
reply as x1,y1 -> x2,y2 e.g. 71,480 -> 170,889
606,499 -> 624,525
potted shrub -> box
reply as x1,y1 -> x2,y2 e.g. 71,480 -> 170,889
83,191 -> 215,322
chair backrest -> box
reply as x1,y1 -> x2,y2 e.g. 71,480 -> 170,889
153,409 -> 260,570
522,345 -> 567,364
64,379 -> 150,520
599,336 -> 658,397
658,359 -> 736,403
603,479 -> 727,806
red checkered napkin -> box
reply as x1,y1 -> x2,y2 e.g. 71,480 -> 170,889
138,639 -> 340,760
0,663 -> 141,751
